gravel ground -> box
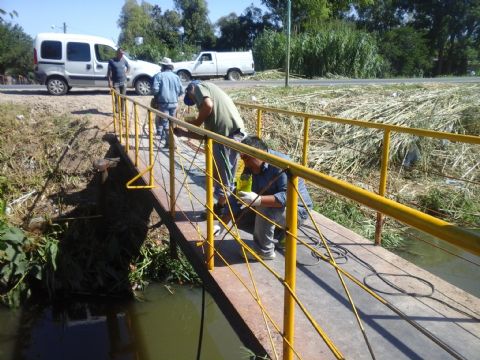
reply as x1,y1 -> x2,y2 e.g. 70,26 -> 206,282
0,88 -> 152,129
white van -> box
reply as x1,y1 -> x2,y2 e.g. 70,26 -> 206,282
34,33 -> 160,95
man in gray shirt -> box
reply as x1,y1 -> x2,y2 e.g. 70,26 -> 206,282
175,81 -> 246,216
108,48 -> 130,113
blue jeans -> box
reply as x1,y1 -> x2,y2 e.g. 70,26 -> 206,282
155,105 -> 177,144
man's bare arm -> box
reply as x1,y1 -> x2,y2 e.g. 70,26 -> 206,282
189,97 -> 213,126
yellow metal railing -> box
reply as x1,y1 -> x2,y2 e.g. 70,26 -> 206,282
235,101 -> 480,245
111,90 -> 480,360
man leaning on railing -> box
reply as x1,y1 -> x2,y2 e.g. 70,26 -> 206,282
174,81 -> 246,218
216,136 -> 313,260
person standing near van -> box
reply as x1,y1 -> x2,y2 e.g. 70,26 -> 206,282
152,57 -> 184,147
108,48 -> 130,113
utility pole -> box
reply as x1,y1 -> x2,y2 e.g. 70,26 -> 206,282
285,0 -> 291,87
63,22 -> 67,33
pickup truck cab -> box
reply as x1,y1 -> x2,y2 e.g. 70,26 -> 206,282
34,33 -> 160,95
173,51 -> 255,82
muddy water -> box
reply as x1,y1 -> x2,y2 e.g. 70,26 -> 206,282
0,284 -> 249,360
391,229 -> 480,297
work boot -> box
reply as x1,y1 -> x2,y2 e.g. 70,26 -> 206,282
275,236 -> 286,250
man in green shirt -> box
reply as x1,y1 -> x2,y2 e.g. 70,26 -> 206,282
174,81 -> 246,216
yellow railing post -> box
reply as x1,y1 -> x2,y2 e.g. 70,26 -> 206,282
118,94 -> 123,145
169,120 -> 176,216
134,103 -> 139,166
169,119 -> 178,259
375,129 -> 391,245
302,117 -> 310,166
124,99 -> 129,154
111,90 -> 117,134
148,110 -> 154,186
256,109 -> 263,137
205,138 -> 215,270
283,175 -> 299,360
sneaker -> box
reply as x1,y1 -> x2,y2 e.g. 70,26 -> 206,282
245,249 -> 276,261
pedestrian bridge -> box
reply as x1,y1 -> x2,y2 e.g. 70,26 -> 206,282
109,90 -> 480,360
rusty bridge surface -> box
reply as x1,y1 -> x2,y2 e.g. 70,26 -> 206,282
110,91 -> 480,360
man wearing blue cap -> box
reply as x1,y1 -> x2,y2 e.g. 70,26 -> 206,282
174,81 -> 246,216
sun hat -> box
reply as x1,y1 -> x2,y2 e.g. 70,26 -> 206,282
184,80 -> 201,106
159,57 -> 174,66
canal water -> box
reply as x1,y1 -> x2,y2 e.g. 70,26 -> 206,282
390,229 -> 480,297
0,284 -> 249,360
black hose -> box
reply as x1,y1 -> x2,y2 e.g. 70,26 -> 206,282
196,284 -> 206,360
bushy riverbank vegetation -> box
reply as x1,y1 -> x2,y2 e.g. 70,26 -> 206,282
0,103 -> 198,307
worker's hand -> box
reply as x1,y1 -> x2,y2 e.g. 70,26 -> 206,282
213,224 -> 224,237
238,191 -> 261,207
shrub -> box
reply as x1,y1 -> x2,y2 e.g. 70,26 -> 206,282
253,22 -> 385,78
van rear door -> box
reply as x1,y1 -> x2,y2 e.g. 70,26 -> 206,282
94,43 -> 117,87
65,41 -> 94,86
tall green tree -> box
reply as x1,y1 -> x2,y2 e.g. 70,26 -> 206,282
174,0 -> 215,49
0,22 -> 32,77
405,0 -> 480,75
380,26 -> 432,76
150,6 -> 182,48
0,8 -> 18,23
117,0 -> 154,47
216,13 -> 243,50
216,6 -> 278,50
261,0 -> 373,32
352,0 -> 407,33
354,0 -> 480,75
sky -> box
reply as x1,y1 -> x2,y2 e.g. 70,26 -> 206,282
1,0 -> 267,43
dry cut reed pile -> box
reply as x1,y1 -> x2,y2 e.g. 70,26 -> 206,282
233,84 -> 480,186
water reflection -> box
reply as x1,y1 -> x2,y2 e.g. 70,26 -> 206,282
0,284 -> 247,360
391,229 -> 480,297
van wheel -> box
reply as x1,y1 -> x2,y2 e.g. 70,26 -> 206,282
227,70 -> 241,81
177,70 -> 191,83
46,77 -> 68,95
134,77 -> 152,95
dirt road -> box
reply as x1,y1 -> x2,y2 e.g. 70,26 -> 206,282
0,88 -> 151,129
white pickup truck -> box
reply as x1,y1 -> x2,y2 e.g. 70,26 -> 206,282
173,51 -> 255,82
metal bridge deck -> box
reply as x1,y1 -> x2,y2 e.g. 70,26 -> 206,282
119,133 -> 480,360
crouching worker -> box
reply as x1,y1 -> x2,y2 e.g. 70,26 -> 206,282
216,136 -> 313,260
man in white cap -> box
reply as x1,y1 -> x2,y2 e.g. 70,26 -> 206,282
152,57 -> 184,147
